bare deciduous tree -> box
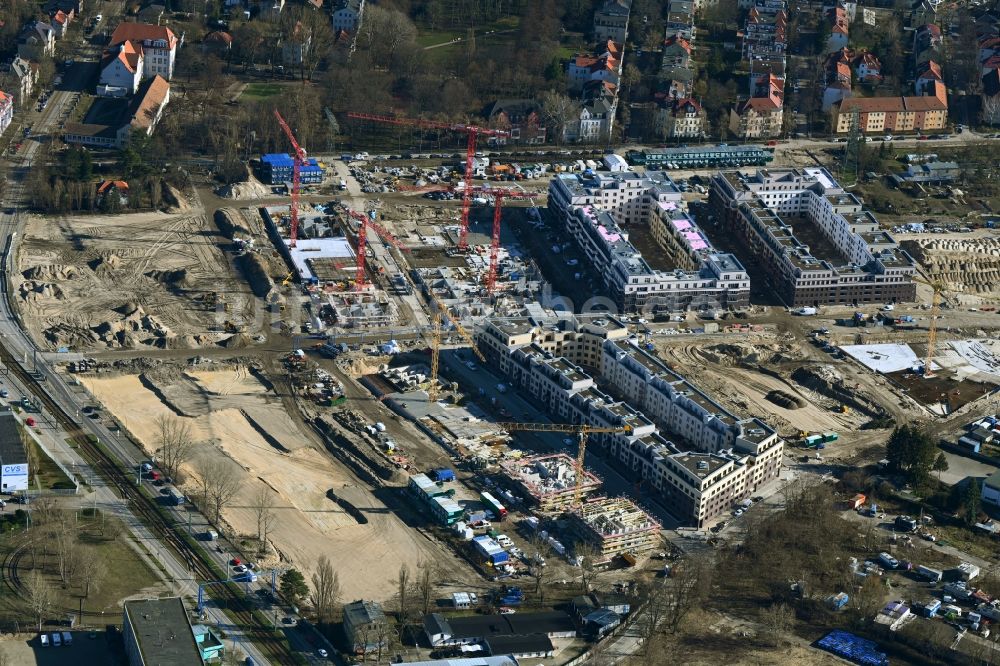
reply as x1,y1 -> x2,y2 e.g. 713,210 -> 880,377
358,6 -> 417,67
373,617 -> 392,665
310,555 -> 341,624
23,568 -> 54,631
416,562 -> 436,616
197,460 -> 241,524
852,574 -> 883,620
646,556 -> 712,637
251,485 -> 275,556
78,545 -> 105,599
530,563 -> 548,600
395,563 -> 412,628
576,542 -> 597,593
540,90 -> 579,145
155,415 -> 196,483
49,509 -> 77,585
760,603 -> 794,646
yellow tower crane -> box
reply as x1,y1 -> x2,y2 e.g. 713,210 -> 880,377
434,302 -> 486,363
492,422 -> 632,506
429,311 -> 441,403
913,275 -> 947,378
424,303 -> 485,401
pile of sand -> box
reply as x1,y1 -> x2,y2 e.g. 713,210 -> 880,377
92,304 -> 174,348
18,281 -> 65,302
214,169 -> 272,200
213,208 -> 251,239
22,264 -> 78,281
88,253 -> 123,276
144,268 -> 193,289
904,237 -> 1000,296
219,332 -> 252,348
43,322 -> 101,348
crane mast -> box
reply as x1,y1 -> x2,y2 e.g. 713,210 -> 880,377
493,422 -> 631,506
346,112 -> 509,250
273,111 -> 307,248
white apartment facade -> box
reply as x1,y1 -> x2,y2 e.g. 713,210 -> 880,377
108,23 -> 178,81
547,171 -> 751,313
478,312 -> 784,527
709,167 -> 916,306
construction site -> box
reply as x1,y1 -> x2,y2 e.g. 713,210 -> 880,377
14,207 -> 258,351
14,101 -> 1000,660
565,497 -> 661,563
500,454 -> 603,512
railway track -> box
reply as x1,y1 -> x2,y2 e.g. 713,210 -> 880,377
0,343 -> 294,663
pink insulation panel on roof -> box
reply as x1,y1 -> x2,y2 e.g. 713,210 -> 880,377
597,226 -> 621,243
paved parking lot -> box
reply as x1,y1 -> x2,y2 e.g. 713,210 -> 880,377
938,450 -> 999,486
0,632 -> 121,666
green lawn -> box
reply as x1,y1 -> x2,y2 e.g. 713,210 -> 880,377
555,45 -> 577,60
0,513 -> 161,627
415,16 -> 521,49
25,435 -> 75,491
416,30 -> 463,48
240,83 -> 285,101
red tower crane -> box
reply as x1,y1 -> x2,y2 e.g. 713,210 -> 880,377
346,112 -> 510,250
345,208 -> 409,291
467,186 -> 536,294
274,110 -> 308,248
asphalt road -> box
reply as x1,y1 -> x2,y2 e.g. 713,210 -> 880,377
0,6 -> 299,664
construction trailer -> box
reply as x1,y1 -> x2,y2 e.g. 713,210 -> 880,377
259,153 -> 324,185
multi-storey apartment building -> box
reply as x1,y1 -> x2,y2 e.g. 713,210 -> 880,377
547,171 -> 750,313
834,88 -> 948,134
477,312 -> 784,527
593,0 -> 632,43
105,23 -> 178,84
0,90 -> 13,137
709,168 -> 916,306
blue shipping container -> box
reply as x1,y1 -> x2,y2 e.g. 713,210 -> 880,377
433,468 -> 455,482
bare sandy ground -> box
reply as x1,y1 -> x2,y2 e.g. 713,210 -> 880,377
719,367 -> 854,433
16,210 -> 256,351
78,368 -> 460,600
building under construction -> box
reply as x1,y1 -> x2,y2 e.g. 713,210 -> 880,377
330,291 -> 399,329
500,453 -> 602,511
566,496 -> 661,562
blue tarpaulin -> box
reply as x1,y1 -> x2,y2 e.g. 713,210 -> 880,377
816,630 -> 889,666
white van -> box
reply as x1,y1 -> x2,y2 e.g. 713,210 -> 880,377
40,633 -> 49,647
